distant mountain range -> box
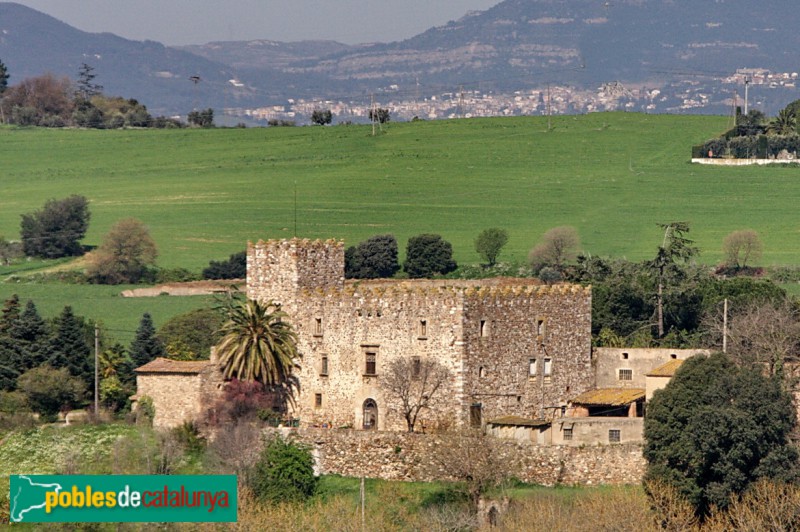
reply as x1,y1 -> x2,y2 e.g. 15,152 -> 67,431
2,1 -> 800,117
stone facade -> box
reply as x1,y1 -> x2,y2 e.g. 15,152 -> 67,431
594,347 -> 711,389
274,427 -> 646,486
133,357 -> 224,429
552,417 -> 644,446
247,238 -> 593,432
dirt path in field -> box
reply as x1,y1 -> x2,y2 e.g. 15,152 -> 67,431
120,280 -> 243,297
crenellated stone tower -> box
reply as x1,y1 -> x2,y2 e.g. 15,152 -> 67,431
247,238 -> 345,314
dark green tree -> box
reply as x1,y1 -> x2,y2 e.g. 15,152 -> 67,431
0,57 -> 8,94
17,365 -> 86,421
202,250 -> 246,279
158,308 -> 224,361
644,353 -> 799,518
0,294 -> 20,337
735,109 -> 767,137
251,436 -> 318,503
48,306 -> 92,387
310,109 -> 332,125
475,228 -> 509,267
75,63 -> 103,100
20,195 -> 91,258
130,313 -> 166,368
188,108 -> 214,127
403,234 -> 457,278
344,234 -> 401,279
368,107 -> 391,124
651,222 -> 698,338
0,300 -> 52,389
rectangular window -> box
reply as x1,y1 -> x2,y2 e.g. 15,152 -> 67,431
563,427 -> 573,441
320,355 -> 329,376
480,320 -> 488,337
618,369 -> 633,381
470,404 -> 482,428
315,393 -> 322,408
314,318 -> 323,336
543,358 -> 552,383
365,352 -> 377,375
412,356 -> 421,379
536,319 -> 545,336
529,358 -> 538,377
609,429 -> 621,443
419,320 -> 427,337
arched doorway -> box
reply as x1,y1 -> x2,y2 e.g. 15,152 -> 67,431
363,399 -> 378,430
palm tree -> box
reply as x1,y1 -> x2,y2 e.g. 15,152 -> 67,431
767,108 -> 796,136
216,298 -> 300,398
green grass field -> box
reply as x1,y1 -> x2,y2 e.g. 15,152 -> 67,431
4,113 -> 800,342
7,112 -> 791,271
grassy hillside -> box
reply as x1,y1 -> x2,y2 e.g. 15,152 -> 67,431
8,112 -> 786,273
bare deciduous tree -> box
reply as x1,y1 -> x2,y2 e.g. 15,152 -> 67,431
431,429 -> 510,509
382,357 -> 451,432
528,226 -> 580,271
706,300 -> 800,380
722,229 -> 763,269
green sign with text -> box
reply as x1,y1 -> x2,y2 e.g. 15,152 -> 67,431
9,475 -> 237,523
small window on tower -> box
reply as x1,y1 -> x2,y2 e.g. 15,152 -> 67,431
365,352 -> 377,375
320,355 -> 329,376
419,320 -> 427,338
314,317 -> 323,336
412,356 -> 421,379
315,393 -> 322,408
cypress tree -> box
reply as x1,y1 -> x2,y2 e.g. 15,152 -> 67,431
130,313 -> 166,368
11,300 -> 50,370
0,294 -> 20,337
48,306 -> 92,386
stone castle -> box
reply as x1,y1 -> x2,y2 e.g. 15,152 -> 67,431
246,238 -> 594,431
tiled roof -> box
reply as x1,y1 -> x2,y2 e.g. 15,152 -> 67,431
135,357 -> 216,374
570,388 -> 645,406
646,359 -> 684,377
487,416 -> 550,427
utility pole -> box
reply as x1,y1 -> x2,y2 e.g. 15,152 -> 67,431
360,477 -> 366,531
547,83 -> 552,132
94,324 -> 99,415
744,75 -> 750,116
370,93 -> 376,137
458,85 -> 464,119
722,298 -> 728,353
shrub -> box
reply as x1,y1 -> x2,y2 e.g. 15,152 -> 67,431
20,195 -> 91,258
644,353 -> 799,517
17,365 -> 86,421
403,234 -> 457,278
474,228 -> 509,267
86,218 -> 158,284
251,435 -> 318,503
203,251 -> 246,280
344,235 -> 400,279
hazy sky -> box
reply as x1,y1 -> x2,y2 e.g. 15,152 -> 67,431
11,1 -> 501,45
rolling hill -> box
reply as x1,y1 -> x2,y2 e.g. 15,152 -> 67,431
3,1 -> 800,115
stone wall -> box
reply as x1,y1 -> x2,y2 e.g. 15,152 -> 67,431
136,373 -> 204,429
276,428 -> 646,486
552,417 -> 643,446
594,348 -> 711,389
247,238 -> 344,313
463,285 -> 593,423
